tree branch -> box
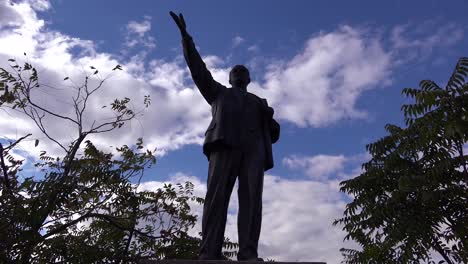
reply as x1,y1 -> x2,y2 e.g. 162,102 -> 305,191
0,143 -> 10,190
3,133 -> 32,151
26,108 -> 67,152
87,114 -> 136,134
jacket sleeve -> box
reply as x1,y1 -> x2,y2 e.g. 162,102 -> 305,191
182,35 -> 224,105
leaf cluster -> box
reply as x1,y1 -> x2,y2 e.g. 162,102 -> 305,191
334,58 -> 468,264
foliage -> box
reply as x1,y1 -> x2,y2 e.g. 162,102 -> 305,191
0,58 -> 237,263
161,234 -> 239,260
334,57 -> 468,264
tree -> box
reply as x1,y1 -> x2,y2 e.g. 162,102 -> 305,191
334,57 -> 468,264
0,58 -> 237,263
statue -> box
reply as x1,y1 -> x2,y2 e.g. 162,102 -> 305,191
170,12 -> 280,261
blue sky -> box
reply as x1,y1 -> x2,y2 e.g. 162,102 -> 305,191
1,0 -> 467,262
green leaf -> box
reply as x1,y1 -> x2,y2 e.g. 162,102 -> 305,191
112,64 -> 122,71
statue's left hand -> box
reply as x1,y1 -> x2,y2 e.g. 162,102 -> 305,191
261,99 -> 274,119
265,106 -> 274,119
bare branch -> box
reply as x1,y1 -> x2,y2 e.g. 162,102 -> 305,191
3,133 -> 32,151
26,107 -> 67,152
14,66 -> 80,126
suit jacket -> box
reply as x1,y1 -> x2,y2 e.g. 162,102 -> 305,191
182,35 -> 280,171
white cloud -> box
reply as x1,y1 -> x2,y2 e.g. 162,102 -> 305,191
283,154 -> 347,180
250,22 -> 464,128
390,21 -> 464,61
250,26 -> 393,127
124,15 -> 155,49
0,0 -> 23,29
127,19 -> 151,37
247,44 -> 259,52
283,152 -> 370,181
232,35 -> 245,48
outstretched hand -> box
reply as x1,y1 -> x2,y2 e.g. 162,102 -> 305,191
170,11 -> 189,37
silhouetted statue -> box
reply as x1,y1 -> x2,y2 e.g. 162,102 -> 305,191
170,12 -> 280,261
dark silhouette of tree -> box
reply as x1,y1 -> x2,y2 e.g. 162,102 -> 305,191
0,57 -> 237,263
334,57 -> 468,264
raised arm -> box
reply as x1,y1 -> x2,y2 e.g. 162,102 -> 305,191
170,12 -> 223,105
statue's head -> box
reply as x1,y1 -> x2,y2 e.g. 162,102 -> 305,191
229,65 -> 250,88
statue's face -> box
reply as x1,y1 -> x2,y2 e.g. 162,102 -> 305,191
229,65 -> 250,87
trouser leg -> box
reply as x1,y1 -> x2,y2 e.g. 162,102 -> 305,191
237,142 -> 265,260
199,148 -> 240,259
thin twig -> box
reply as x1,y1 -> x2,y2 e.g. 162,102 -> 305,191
3,133 -> 32,151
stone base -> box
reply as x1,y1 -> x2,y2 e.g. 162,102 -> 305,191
140,260 -> 326,264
